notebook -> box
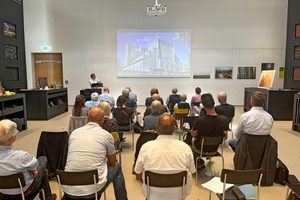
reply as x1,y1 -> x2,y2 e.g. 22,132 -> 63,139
238,184 -> 257,199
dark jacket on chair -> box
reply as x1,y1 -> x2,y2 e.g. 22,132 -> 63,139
234,133 -> 278,186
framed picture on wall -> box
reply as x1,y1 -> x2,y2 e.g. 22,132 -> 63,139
261,63 -> 274,71
295,45 -> 300,60
215,67 -> 233,79
4,44 -> 18,60
296,24 -> 300,38
258,70 -> 275,88
5,67 -> 20,81
3,21 -> 17,38
237,66 -> 256,79
293,67 -> 300,81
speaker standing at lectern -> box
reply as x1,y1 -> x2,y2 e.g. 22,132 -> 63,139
89,73 -> 101,86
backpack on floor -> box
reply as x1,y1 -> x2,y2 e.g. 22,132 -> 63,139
274,158 -> 289,186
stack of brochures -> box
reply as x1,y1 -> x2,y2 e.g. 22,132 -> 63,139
238,184 -> 258,199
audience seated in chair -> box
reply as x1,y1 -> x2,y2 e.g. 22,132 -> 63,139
72,95 -> 89,117
166,87 -> 180,114
215,92 -> 235,125
143,93 -> 167,118
126,86 -> 137,107
229,91 -> 273,152
174,93 -> 190,111
184,93 -> 228,167
99,101 -> 119,133
234,133 -> 277,186
84,92 -> 99,109
190,87 -> 202,115
135,114 -> 195,200
116,89 -> 136,109
98,86 -> 115,108
0,120 -> 55,200
144,100 -> 162,131
64,107 -> 128,200
145,88 -> 164,107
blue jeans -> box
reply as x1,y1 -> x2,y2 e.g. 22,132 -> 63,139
68,162 -> 128,200
229,138 -> 239,152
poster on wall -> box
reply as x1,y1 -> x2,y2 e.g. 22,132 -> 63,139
3,22 -> 16,38
279,67 -> 285,79
237,67 -> 256,79
258,70 -> 275,88
193,67 -> 210,79
296,24 -> 300,38
261,63 -> 274,71
215,67 -> 233,79
295,46 -> 300,59
5,45 -> 18,60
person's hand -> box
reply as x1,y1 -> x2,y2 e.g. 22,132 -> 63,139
97,81 -> 101,83
29,170 -> 38,178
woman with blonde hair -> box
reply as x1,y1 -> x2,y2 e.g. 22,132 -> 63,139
98,101 -> 118,133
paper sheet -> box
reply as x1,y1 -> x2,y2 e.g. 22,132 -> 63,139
201,177 -> 234,194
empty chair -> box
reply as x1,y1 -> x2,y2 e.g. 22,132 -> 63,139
110,131 -> 122,165
36,131 -> 69,178
194,135 -> 224,185
68,116 -> 88,134
56,169 -> 106,200
145,171 -> 187,200
114,114 -> 134,151
0,173 -> 45,200
215,168 -> 263,200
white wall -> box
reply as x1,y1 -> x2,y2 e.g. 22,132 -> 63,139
23,0 -> 288,105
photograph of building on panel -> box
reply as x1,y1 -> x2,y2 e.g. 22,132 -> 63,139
5,45 -> 18,60
3,22 -> 16,38
261,63 -> 274,71
237,67 -> 256,79
215,67 -> 233,79
259,70 -> 275,88
296,24 -> 300,38
117,32 -> 191,77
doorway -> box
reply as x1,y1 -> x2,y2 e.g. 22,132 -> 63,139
33,53 -> 63,88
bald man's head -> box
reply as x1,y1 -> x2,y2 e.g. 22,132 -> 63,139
172,87 -> 178,94
152,93 -> 160,100
156,113 -> 176,135
103,87 -> 109,93
88,107 -> 105,126
180,93 -> 187,102
218,92 -> 227,104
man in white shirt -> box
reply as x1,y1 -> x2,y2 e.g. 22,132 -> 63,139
135,113 -> 196,200
89,73 -> 101,86
63,107 -> 128,200
229,91 -> 274,151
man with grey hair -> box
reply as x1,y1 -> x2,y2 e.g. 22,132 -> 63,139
0,120 -> 55,200
84,92 -> 99,109
126,86 -> 137,105
98,86 -> 115,108
174,93 -> 190,110
64,107 -> 128,199
135,113 -> 195,199
166,87 -> 180,114
116,89 -> 135,109
215,92 -> 235,124
143,100 -> 162,131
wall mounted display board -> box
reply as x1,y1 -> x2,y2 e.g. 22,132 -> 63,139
19,88 -> 68,120
296,24 -> 300,38
284,0 -> 300,89
215,67 -> 233,79
244,87 -> 297,120
0,0 -> 27,90
0,94 -> 27,131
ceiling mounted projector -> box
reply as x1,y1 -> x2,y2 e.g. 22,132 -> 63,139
147,0 -> 167,16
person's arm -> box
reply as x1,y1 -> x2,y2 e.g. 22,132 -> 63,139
223,131 -> 228,140
29,170 -> 38,178
191,129 -> 198,137
107,153 -> 116,166
136,173 -> 143,181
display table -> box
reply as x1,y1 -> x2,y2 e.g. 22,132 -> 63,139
19,88 -> 68,120
80,88 -> 102,101
244,87 -> 297,120
0,94 -> 27,131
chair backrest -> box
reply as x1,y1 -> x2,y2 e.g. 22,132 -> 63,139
56,169 -> 99,200
174,108 -> 189,120
114,115 -> 131,126
110,132 -> 119,142
0,173 -> 26,200
221,169 -> 263,185
68,116 -> 88,134
36,131 -> 69,175
200,135 -> 224,154
145,171 -> 187,200
181,116 -> 197,130
0,173 -> 25,189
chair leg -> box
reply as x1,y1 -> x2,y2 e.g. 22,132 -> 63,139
132,131 -> 134,151
196,157 -> 199,186
119,152 -> 122,166
104,190 -> 106,200
286,188 -> 290,200
221,156 -> 224,169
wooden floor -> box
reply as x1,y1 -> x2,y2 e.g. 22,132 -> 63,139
14,106 -> 300,200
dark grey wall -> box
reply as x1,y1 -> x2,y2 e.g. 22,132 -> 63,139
0,0 -> 27,90
284,0 -> 300,89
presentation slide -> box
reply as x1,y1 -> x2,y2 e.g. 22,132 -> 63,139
117,30 -> 191,77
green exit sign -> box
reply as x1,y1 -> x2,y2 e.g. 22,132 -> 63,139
41,45 -> 51,51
